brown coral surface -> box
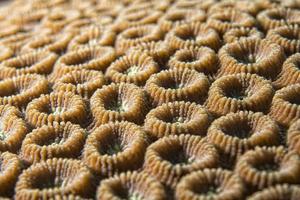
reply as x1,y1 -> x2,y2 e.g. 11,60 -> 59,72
82,121 -> 148,177
144,134 -> 219,188
0,0 -> 299,198
175,169 -> 245,200
15,158 -> 95,199
97,171 -> 167,200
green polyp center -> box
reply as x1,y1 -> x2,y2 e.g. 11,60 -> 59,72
172,116 -> 186,123
221,113 -> 256,139
163,147 -> 194,165
227,90 -> 246,99
174,152 -> 194,165
41,135 -> 66,146
236,53 -> 256,64
106,143 -> 123,155
191,180 -> 222,196
206,186 -> 222,196
224,84 -> 248,100
125,66 -> 140,75
88,38 -> 99,46
256,161 -> 279,172
106,95 -> 128,113
179,32 -> 196,41
0,131 -> 6,140
38,176 -> 67,189
236,129 -> 250,138
99,136 -> 124,156
127,193 -> 143,200
254,156 -> 280,172
291,59 -> 300,71
161,78 -> 185,89
171,83 -> 184,89
117,188 -> 144,200
0,123 -> 6,140
52,107 -> 65,115
108,100 -> 126,112
51,137 -> 65,145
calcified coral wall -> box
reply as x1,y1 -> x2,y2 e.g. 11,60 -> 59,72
0,0 -> 300,199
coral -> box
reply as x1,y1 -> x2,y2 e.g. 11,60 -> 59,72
129,41 -> 172,68
25,91 -> 87,128
0,74 -> 49,109
8,8 -> 48,29
83,2 -> 123,19
217,38 -> 285,80
223,27 -> 264,43
21,32 -> 74,54
82,121 -> 148,177
42,9 -> 81,33
175,169 -> 245,200
171,0 -> 216,12
113,6 -> 162,32
49,46 -> 116,82
267,25 -> 300,56
166,22 -> 221,51
235,146 -> 300,190
167,46 -> 219,76
144,101 -> 211,138
15,158 -> 95,199
287,119 -> 300,155
273,53 -> 300,89
158,9 -> 206,32
0,152 -> 23,197
207,9 -> 256,35
0,50 -> 58,79
205,73 -> 274,116
115,25 -> 164,55
0,29 -> 33,52
207,111 -> 280,163
97,171 -> 167,200
20,121 -> 86,164
68,26 -> 116,51
145,68 -> 210,106
248,184 -> 300,200
0,45 -> 18,62
257,7 -> 300,31
208,1 -> 264,16
105,51 -> 159,86
53,69 -> 106,99
90,83 -> 149,125
144,134 -> 219,188
0,105 -> 28,153
269,84 -> 300,127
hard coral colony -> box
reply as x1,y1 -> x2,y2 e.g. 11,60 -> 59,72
0,0 -> 299,199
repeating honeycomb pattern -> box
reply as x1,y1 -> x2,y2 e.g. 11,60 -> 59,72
0,0 -> 299,199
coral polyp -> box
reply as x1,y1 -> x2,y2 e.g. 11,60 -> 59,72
0,0 -> 299,198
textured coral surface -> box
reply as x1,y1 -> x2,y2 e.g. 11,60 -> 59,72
0,0 -> 300,199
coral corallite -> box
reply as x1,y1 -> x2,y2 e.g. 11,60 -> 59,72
144,101 -> 211,138
144,134 -> 219,188
82,121 -> 148,177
